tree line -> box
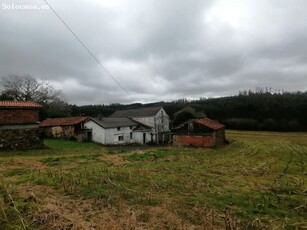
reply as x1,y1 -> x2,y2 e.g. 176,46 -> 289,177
1,75 -> 307,131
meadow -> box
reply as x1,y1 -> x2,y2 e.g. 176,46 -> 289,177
0,131 -> 306,229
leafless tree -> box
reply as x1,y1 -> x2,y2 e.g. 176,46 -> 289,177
0,75 -> 63,104
0,75 -> 72,118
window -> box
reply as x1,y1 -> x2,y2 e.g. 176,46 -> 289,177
161,110 -> 164,124
117,127 -> 121,131
118,135 -> 124,141
130,132 -> 133,139
130,126 -> 133,130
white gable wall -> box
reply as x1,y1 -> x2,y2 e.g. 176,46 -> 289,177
132,108 -> 169,133
84,120 -> 106,144
154,108 -> 169,132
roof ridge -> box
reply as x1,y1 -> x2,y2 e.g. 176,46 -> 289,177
0,100 -> 41,108
109,106 -> 163,118
40,116 -> 88,127
88,117 -> 149,129
115,106 -> 162,112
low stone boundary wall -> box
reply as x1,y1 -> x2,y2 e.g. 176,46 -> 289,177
0,127 -> 43,150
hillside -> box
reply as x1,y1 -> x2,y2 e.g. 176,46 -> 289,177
69,90 -> 307,132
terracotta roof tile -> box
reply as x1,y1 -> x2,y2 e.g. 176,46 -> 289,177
195,118 -> 224,130
40,117 -> 88,127
0,100 -> 41,108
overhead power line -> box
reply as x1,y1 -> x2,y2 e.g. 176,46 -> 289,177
43,0 -> 130,97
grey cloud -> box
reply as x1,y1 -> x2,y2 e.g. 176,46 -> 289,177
1,0 -> 307,105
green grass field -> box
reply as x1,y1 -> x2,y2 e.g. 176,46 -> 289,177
0,131 -> 306,229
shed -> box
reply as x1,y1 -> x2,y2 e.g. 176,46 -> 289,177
172,118 -> 225,147
39,117 -> 89,141
0,100 -> 42,150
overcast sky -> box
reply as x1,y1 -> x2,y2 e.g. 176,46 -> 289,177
1,0 -> 307,105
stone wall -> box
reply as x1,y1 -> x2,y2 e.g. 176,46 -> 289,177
0,126 -> 43,150
41,126 -> 77,139
214,128 -> 225,146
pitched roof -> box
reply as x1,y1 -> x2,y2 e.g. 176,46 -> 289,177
39,117 -> 88,127
195,118 -> 224,130
109,106 -> 162,118
172,118 -> 224,131
89,117 -> 143,128
0,100 -> 41,108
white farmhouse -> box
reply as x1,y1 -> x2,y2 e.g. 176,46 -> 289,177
109,106 -> 170,143
84,117 -> 153,145
109,105 -> 169,130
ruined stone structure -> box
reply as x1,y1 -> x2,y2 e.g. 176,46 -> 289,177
39,117 -> 89,141
172,118 -> 225,147
0,101 -> 42,150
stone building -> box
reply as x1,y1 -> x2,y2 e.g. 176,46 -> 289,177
0,101 -> 42,150
172,118 -> 225,147
39,117 -> 89,141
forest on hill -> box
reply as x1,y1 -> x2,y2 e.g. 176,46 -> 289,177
1,76 -> 306,131
70,89 -> 307,132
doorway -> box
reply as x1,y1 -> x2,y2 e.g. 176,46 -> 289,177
143,133 -> 146,144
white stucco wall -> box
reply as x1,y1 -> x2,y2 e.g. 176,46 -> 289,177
85,120 -> 156,145
85,120 -> 138,145
104,126 -> 135,145
84,120 -> 106,144
133,131 -> 155,144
